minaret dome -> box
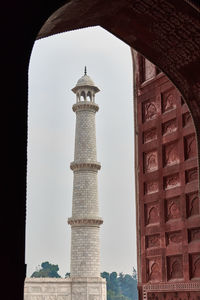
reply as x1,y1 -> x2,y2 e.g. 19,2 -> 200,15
71,67 -> 100,103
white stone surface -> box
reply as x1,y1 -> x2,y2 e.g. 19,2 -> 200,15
70,226 -> 100,277
69,73 -> 103,282
24,277 -> 106,300
72,170 -> 99,219
74,109 -> 97,163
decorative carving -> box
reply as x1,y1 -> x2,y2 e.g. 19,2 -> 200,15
162,119 -> 177,136
166,231 -> 182,246
190,253 -> 200,279
164,174 -> 180,190
143,281 -> 200,291
147,292 -> 200,300
166,197 -> 181,221
183,111 -> 193,127
145,202 -> 159,225
89,296 -> 100,300
185,168 -> 198,183
188,228 -> 200,242
146,234 -> 160,248
143,128 -> 157,143
72,102 -> 99,112
68,218 -> 103,226
144,151 -> 158,173
162,92 -> 176,113
167,255 -> 183,280
186,192 -> 199,217
147,257 -> 161,282
145,181 -> 159,195
164,142 -> 180,167
70,162 -> 101,171
143,100 -> 158,122
184,135 -> 197,160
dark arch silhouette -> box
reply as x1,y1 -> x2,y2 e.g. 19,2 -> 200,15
2,1 -> 199,299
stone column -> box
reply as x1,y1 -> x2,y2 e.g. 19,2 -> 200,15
68,70 -> 106,300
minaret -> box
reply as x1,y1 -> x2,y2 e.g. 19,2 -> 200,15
68,68 -> 106,299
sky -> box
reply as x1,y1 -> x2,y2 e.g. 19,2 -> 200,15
26,26 -> 137,278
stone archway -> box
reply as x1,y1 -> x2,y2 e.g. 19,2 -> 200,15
2,1 -> 199,299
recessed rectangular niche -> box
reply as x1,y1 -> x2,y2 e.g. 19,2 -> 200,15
164,173 -> 180,190
147,257 -> 162,282
184,134 -> 197,160
185,168 -> 198,183
186,192 -> 199,217
162,118 -> 177,136
142,99 -> 159,123
166,231 -> 182,246
143,151 -> 158,173
162,90 -> 176,113
146,234 -> 160,248
144,201 -> 159,226
165,197 -> 181,222
188,227 -> 200,243
144,181 -> 159,195
189,253 -> 200,279
143,128 -> 157,144
182,111 -> 193,127
163,141 -> 180,167
167,255 -> 183,280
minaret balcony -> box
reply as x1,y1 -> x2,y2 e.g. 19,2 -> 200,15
68,217 -> 103,227
72,101 -> 99,112
70,161 -> 101,171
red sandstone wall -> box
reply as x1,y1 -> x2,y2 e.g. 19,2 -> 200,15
133,51 -> 200,300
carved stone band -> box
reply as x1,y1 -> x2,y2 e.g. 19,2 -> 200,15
143,282 -> 200,291
72,102 -> 99,113
68,218 -> 103,227
70,162 -> 101,171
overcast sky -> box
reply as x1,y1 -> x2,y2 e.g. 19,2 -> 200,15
26,26 -> 137,278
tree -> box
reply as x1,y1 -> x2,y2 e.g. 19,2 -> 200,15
101,268 -> 138,300
31,261 -> 61,278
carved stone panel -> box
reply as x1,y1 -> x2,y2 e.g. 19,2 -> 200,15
145,202 -> 159,226
147,292 -> 200,300
185,168 -> 198,183
144,181 -> 159,195
184,134 -> 197,160
166,231 -> 183,246
162,119 -> 177,136
143,128 -> 157,144
182,111 -> 193,127
164,142 -> 180,167
162,91 -> 176,113
190,253 -> 200,279
164,174 -> 180,190
186,192 -> 199,217
45,296 -> 57,300
167,255 -> 183,280
89,296 -> 100,300
188,228 -> 200,242
144,151 -> 158,173
146,234 -> 160,248
143,100 -> 158,122
166,197 -> 181,222
147,257 -> 162,282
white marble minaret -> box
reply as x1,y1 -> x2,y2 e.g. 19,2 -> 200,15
68,68 -> 106,300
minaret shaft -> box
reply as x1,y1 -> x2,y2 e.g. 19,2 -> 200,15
68,73 -> 103,279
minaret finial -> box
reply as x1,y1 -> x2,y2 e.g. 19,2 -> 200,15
84,66 -> 87,75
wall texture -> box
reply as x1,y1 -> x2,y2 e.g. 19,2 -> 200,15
132,50 -> 200,300
24,277 -> 106,300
